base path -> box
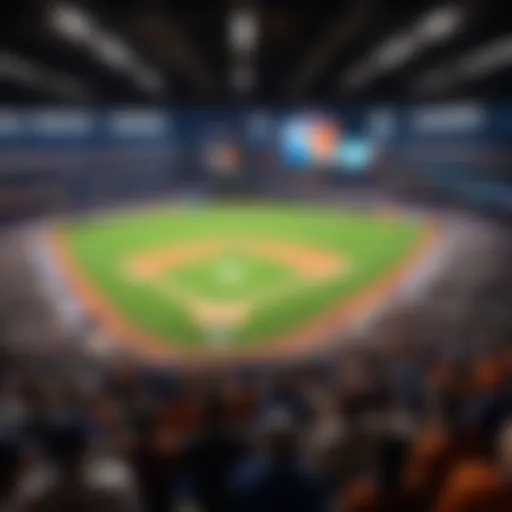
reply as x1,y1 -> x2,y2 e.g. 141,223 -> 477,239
46,222 -> 443,367
125,237 -> 344,281
250,240 -> 343,279
124,237 -> 348,332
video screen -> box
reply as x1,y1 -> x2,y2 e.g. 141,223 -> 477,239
279,113 -> 376,174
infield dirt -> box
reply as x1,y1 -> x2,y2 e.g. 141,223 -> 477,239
124,238 -> 347,332
125,237 -> 344,281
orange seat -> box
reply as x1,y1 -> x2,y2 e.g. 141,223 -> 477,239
158,400 -> 202,435
434,460 -> 507,512
343,478 -> 379,512
402,427 -> 454,510
226,390 -> 258,423
472,358 -> 504,393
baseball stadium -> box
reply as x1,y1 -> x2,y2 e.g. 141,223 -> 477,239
2,2 -> 512,512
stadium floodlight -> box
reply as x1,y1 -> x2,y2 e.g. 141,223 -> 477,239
414,35 -> 512,93
97,37 -> 134,69
48,4 -> 95,43
93,34 -> 164,94
342,5 -> 465,90
228,7 -> 259,54
47,3 -> 164,97
374,35 -> 417,72
416,5 -> 463,44
342,33 -> 418,88
0,52 -> 92,100
457,36 -> 512,78
0,53 -> 42,83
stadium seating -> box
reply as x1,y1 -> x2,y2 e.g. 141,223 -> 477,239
0,267 -> 511,512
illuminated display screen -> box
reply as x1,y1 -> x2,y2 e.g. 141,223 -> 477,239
334,138 -> 375,171
280,114 -> 376,174
281,115 -> 340,168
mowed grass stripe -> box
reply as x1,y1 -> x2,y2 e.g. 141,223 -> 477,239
65,206 -> 422,348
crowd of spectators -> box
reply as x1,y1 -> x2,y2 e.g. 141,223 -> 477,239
1,235 -> 512,512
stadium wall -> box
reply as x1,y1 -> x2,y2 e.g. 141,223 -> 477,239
0,105 -> 510,222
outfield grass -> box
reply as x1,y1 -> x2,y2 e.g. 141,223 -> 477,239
64,205 -> 423,349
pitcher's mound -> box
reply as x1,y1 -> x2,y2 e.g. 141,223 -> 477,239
217,260 -> 245,286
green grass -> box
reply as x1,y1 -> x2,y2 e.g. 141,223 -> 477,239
167,253 -> 299,301
64,205 -> 423,349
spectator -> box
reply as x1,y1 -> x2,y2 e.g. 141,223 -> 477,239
180,393 -> 248,512
18,419 -> 140,512
433,420 -> 512,512
402,424 -> 456,511
131,419 -> 181,512
258,370 -> 313,424
0,433 -> 23,510
230,408 -> 327,512
343,478 -> 378,512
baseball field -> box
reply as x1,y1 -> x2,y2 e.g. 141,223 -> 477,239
48,204 -> 439,360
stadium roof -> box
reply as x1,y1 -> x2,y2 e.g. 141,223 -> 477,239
0,0 -> 510,104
